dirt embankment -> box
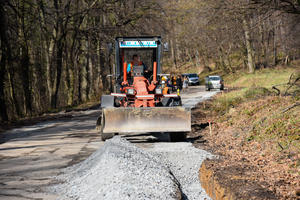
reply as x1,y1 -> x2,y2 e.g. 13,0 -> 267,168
190,95 -> 300,200
199,159 -> 277,200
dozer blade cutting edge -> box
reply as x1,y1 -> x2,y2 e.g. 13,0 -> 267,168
98,107 -> 191,134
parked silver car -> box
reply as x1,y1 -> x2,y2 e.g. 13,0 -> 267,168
182,73 -> 200,85
205,75 -> 224,91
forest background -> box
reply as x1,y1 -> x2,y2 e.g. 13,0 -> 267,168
0,0 -> 299,122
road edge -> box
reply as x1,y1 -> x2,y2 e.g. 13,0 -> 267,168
199,159 -> 278,200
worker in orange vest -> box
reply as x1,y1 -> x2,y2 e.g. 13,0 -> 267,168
172,76 -> 177,91
161,76 -> 169,94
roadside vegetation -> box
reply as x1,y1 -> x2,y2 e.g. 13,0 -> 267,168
194,63 -> 300,199
213,66 -> 299,113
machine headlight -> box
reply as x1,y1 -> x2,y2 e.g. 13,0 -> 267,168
126,89 -> 135,95
155,88 -> 162,94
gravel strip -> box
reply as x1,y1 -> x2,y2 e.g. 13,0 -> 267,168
52,136 -> 180,200
52,137 -> 215,200
148,142 -> 215,200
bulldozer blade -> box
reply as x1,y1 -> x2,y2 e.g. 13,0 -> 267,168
100,107 -> 191,134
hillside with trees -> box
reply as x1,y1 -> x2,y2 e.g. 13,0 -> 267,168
0,0 -> 299,122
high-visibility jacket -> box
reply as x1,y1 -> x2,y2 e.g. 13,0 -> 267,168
163,86 -> 169,95
172,77 -> 177,86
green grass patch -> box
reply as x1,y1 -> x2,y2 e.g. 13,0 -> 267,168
212,87 -> 274,114
225,67 -> 296,90
212,66 -> 298,114
243,87 -> 272,99
249,102 -> 300,152
212,89 -> 245,114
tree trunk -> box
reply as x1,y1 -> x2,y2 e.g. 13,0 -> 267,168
52,0 -> 66,108
99,45 -> 109,94
85,36 -> 91,101
0,2 -> 8,121
0,2 -> 21,120
259,19 -> 268,66
243,19 -> 255,73
53,38 -> 64,108
272,21 -> 278,65
21,49 -> 32,116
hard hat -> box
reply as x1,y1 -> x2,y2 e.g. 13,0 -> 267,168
162,76 -> 166,81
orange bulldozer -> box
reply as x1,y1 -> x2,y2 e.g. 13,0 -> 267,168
97,36 -> 191,141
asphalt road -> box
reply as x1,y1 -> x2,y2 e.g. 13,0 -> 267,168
0,86 -> 218,200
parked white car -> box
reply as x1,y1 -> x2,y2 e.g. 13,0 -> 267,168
205,75 -> 224,91
182,73 -> 200,86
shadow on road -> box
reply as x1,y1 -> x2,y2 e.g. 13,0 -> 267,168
0,111 -> 100,144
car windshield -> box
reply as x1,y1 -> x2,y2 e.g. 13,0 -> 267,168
187,74 -> 198,78
209,76 -> 220,81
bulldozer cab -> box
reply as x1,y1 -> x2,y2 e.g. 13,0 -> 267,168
114,36 -> 162,92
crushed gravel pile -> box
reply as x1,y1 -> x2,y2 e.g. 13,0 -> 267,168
149,142 -> 214,200
52,136 -> 180,200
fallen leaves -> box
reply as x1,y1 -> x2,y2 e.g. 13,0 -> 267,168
191,95 -> 300,199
